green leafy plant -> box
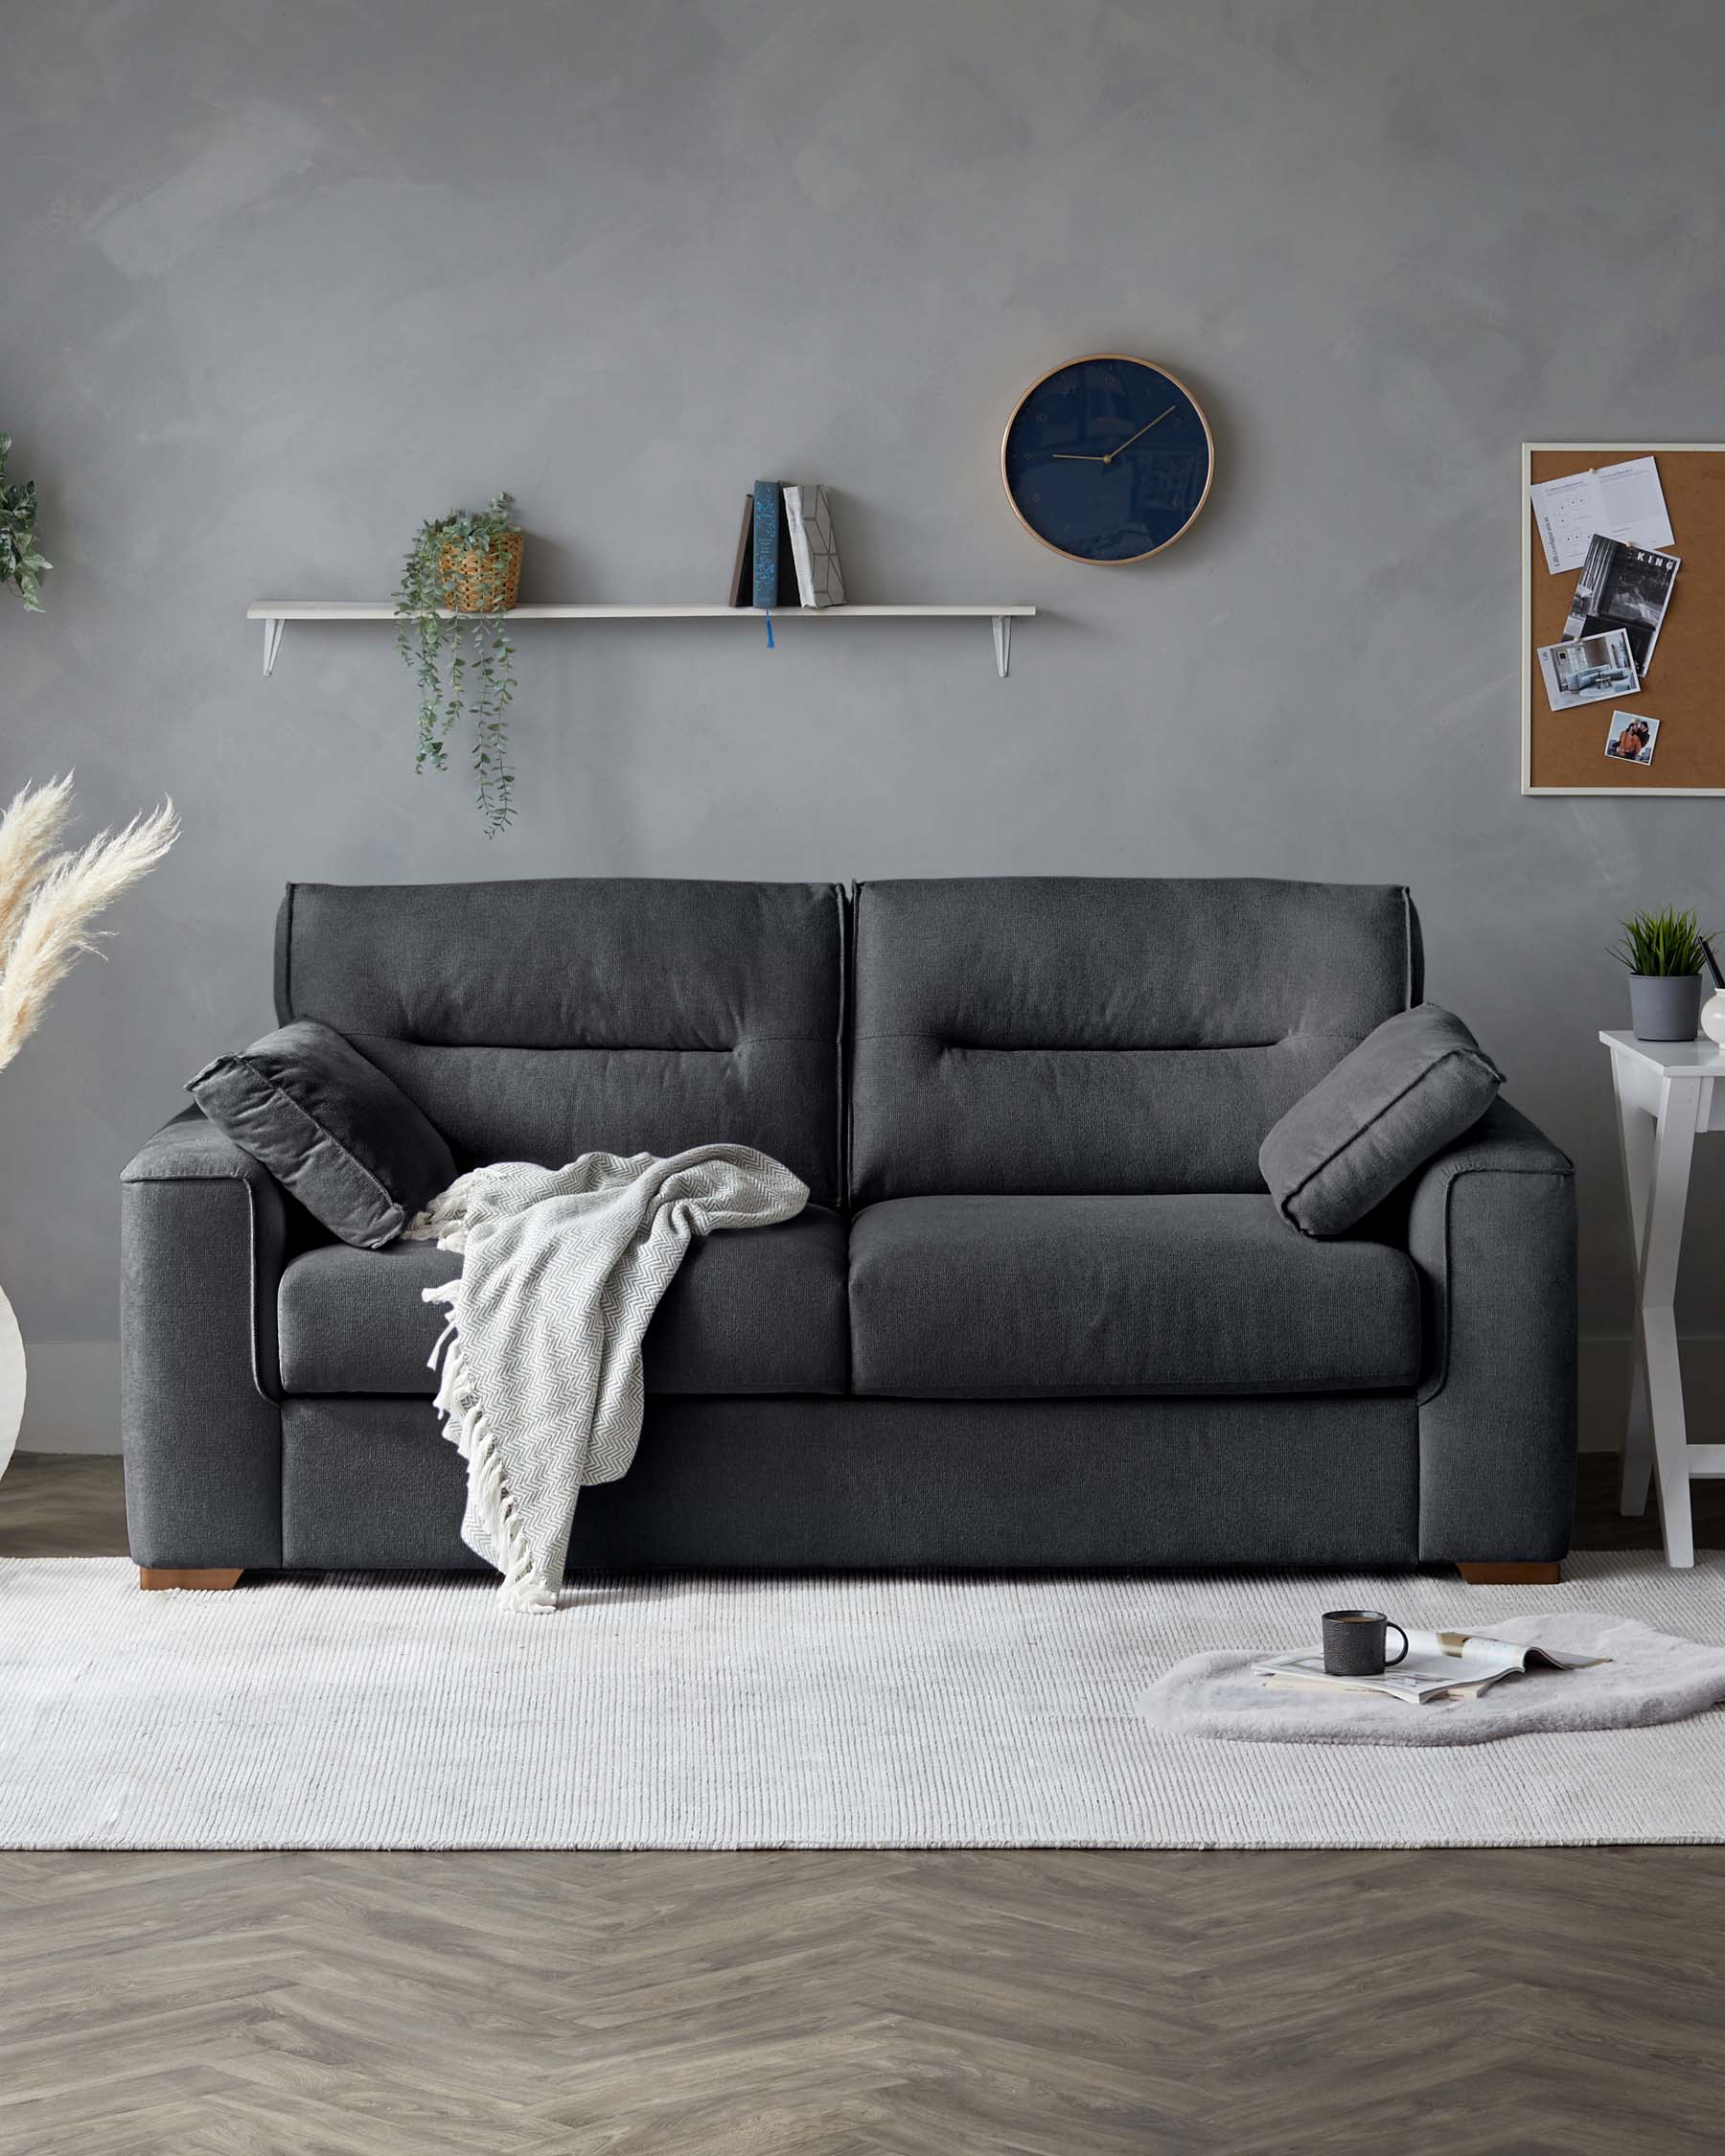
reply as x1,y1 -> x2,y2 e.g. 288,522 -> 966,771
1611,906 -> 1714,976
394,493 -> 519,837
0,435 -> 50,611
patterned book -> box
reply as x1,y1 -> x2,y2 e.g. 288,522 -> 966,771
751,480 -> 782,608
783,485 -> 845,608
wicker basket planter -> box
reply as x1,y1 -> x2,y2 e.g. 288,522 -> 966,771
436,528 -> 523,612
398,494 -> 522,837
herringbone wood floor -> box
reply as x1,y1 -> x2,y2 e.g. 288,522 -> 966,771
4,1452 -> 1724,2155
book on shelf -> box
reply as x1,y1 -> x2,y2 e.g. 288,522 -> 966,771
783,485 -> 845,608
725,495 -> 753,607
735,483 -> 843,608
1252,1629 -> 1606,1707
750,481 -> 799,608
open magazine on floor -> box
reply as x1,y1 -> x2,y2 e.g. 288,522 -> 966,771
1252,1629 -> 1608,1707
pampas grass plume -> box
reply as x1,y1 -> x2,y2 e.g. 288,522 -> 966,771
0,776 -> 179,1074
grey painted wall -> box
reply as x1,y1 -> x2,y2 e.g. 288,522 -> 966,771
4,0 -> 1724,1447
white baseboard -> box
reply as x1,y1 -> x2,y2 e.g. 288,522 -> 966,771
17,1341 -> 122,1455
13,1332 -> 1717,1459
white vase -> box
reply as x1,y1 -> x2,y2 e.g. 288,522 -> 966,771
1704,990 -> 1725,1046
0,1281 -> 25,1483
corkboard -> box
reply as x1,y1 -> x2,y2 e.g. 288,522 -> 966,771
1523,444 -> 1725,794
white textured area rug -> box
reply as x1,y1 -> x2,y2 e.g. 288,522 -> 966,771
5,1552 -> 1725,1849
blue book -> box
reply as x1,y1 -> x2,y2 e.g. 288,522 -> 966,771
752,480 -> 782,608
746,476 -> 794,604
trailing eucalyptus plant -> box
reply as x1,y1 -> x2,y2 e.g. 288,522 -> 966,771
394,493 -> 519,837
0,435 -> 50,611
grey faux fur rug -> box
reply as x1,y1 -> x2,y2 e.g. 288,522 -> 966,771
1135,1612 -> 1725,1746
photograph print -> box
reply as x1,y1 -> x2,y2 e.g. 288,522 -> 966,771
1538,627 -> 1640,712
1604,710 -> 1660,766
1562,537 -> 1679,675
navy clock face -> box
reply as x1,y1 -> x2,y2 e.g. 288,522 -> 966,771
1000,356 -> 1213,562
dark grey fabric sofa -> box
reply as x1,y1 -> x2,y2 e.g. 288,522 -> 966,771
121,876 -> 1577,1584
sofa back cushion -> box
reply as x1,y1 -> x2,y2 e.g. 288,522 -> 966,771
849,878 -> 1421,1202
276,879 -> 844,1204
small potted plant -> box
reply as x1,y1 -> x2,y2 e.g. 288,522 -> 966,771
395,493 -> 523,837
1612,906 -> 1714,1042
0,434 -> 50,610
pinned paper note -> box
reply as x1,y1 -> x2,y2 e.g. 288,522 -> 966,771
1530,455 -> 1674,574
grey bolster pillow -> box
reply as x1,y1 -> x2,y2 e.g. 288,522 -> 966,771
188,1020 -> 455,1249
1259,1003 -> 1504,1237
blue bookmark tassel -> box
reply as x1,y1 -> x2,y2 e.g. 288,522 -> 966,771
765,609 -> 774,650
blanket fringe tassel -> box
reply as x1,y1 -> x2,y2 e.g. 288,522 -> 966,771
427,1307 -> 557,1613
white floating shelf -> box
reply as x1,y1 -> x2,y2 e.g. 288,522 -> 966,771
246,601 -> 1037,678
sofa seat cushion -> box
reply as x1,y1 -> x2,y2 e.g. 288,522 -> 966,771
278,1204 -> 849,1396
848,1195 -> 1419,1398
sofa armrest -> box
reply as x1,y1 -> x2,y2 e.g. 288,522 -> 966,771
1406,1098 -> 1577,1562
121,1107 -> 288,1569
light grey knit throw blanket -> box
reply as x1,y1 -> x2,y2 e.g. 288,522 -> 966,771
408,1146 -> 808,1611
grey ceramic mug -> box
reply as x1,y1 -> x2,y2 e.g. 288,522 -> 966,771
1322,1609 -> 1409,1677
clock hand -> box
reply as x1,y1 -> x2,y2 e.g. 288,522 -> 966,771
1048,402 -> 1177,464
1104,403 -> 1177,464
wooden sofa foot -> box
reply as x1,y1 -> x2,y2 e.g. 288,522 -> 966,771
1456,1561 -> 1561,1586
139,1567 -> 242,1591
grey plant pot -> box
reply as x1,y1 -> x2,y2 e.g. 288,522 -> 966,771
1629,974 -> 1703,1042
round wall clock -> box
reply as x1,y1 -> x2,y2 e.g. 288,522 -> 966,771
1000,355 -> 1214,563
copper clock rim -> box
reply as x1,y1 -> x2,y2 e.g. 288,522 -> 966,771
999,354 -> 1216,566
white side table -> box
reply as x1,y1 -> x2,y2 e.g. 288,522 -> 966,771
1601,1028 -> 1725,1567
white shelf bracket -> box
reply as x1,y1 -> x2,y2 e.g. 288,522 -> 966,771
992,615 -> 1011,679
262,615 -> 286,677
